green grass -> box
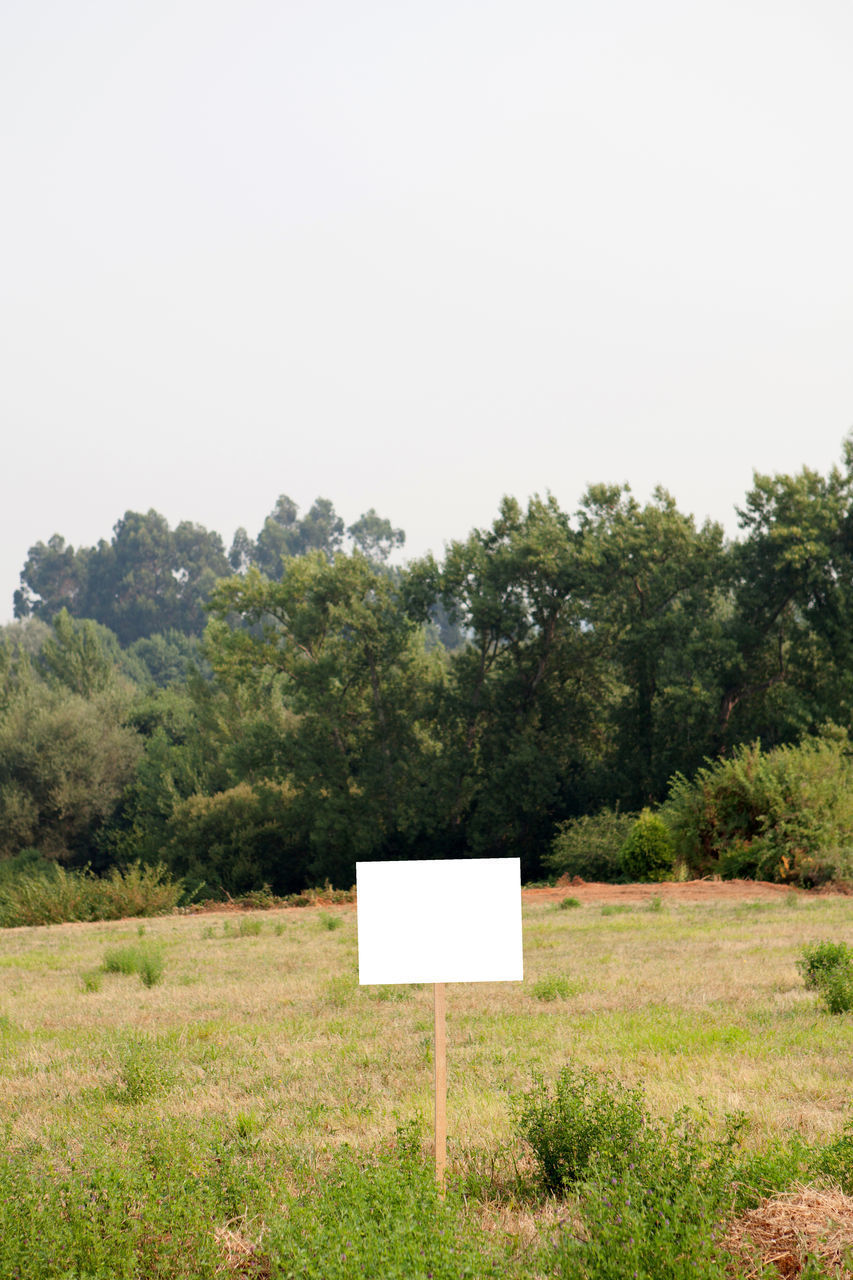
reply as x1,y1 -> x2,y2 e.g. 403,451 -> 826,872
1,893 -> 853,1276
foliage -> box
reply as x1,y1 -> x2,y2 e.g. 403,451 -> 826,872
513,1065 -> 650,1193
515,1066 -> 749,1278
15,511 -> 232,643
619,808 -> 675,883
665,733 -> 853,885
559,896 -> 581,909
102,944 -> 165,987
165,779 -> 306,897
797,940 -> 852,989
547,808 -> 637,882
531,975 -> 577,1001
266,1136 -> 509,1279
0,862 -> 182,927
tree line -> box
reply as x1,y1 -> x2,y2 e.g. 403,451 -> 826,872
4,446 -> 853,894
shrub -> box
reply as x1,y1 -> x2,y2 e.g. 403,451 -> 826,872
664,734 -> 853,885
319,912 -> 342,931
559,896 -> 581,909
0,860 -> 182,928
546,808 -> 637,883
796,940 -> 851,989
512,1065 -> 649,1193
819,965 -> 853,1014
797,941 -> 853,1014
619,809 -> 675,882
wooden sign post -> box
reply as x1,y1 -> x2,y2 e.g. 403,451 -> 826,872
434,981 -> 447,1185
356,858 -> 523,1186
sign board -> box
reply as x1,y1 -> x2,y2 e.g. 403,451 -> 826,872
356,857 -> 523,985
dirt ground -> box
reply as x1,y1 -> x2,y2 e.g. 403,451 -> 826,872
523,877 -> 829,906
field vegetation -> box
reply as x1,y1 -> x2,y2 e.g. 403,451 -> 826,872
2,892 -> 853,1276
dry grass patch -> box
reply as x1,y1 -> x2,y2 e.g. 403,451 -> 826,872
721,1184 -> 853,1278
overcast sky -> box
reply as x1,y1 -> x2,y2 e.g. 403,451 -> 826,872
2,0 -> 852,623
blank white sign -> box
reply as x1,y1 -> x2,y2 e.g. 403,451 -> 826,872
356,858 -> 523,984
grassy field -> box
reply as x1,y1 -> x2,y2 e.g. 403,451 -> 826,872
2,891 -> 853,1277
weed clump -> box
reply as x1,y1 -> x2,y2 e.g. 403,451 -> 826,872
101,943 -> 165,987
531,975 -> 577,1002
559,896 -> 581,910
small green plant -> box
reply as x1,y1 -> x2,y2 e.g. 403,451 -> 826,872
201,924 -> 215,939
531,975 -> 577,1002
647,894 -> 664,912
137,949 -> 165,987
137,923 -> 146,936
237,918 -> 262,937
319,912 -> 342,931
620,808 -> 675,882
102,945 -> 141,975
600,903 -> 632,916
274,922 -> 285,936
101,943 -> 165,986
80,969 -> 102,993
113,1034 -> 173,1104
559,896 -> 581,910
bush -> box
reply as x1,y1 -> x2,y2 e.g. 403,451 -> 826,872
619,809 -> 675,883
797,941 -> 853,1014
797,940 -> 851,989
664,734 -> 853,885
0,861 -> 182,927
546,808 -> 637,882
512,1065 -> 649,1193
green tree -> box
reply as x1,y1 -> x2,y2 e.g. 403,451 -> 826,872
578,485 -> 726,808
206,552 -> 439,885
406,495 -> 609,873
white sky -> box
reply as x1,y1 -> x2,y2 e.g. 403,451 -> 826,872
2,0 -> 852,623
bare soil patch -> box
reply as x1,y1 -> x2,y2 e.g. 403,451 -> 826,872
526,878 -> 808,906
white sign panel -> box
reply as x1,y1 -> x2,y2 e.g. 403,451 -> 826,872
356,858 -> 523,985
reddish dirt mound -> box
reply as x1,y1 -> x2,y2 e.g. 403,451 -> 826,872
524,878 -> 807,906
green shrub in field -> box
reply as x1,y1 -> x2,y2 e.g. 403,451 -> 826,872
513,1065 -> 649,1193
515,1067 -> 749,1278
619,808 -> 675,882
796,940 -> 853,1013
137,949 -> 165,987
319,911 -> 342,931
664,734 -> 853,885
546,808 -> 637,882
796,940 -> 851,989
559,896 -> 581,909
